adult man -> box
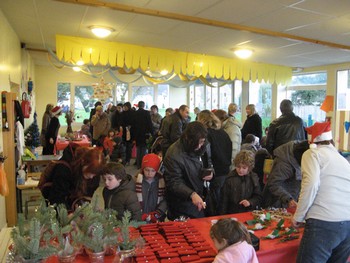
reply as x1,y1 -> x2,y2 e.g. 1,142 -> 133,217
262,140 -> 309,208
163,122 -> 212,220
133,101 -> 153,169
160,104 -> 189,157
90,105 -> 111,146
266,99 -> 306,155
293,122 -> 350,263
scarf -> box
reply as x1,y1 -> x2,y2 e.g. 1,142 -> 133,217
135,173 -> 165,206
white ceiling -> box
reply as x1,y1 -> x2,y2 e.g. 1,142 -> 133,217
1,0 -> 350,69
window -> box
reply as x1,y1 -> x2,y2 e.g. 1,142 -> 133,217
219,84 -> 232,113
287,72 -> 327,125
74,85 -> 95,123
57,82 -> 71,124
131,86 -> 154,109
249,81 -> 272,129
157,84 -> 170,116
116,83 -> 128,103
233,80 -> 242,122
336,70 -> 350,110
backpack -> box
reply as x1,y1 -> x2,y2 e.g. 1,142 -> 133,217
38,160 -> 71,199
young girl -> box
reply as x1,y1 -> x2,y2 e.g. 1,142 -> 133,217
135,153 -> 167,223
219,150 -> 262,214
210,218 -> 259,263
103,128 -> 117,158
100,162 -> 142,221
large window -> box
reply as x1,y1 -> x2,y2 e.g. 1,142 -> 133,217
337,70 -> 350,110
249,81 -> 272,129
287,72 -> 327,126
131,86 -> 154,109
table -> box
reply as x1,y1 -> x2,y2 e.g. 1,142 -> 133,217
23,155 -> 61,172
16,172 -> 41,215
190,213 -> 301,263
55,136 -> 91,152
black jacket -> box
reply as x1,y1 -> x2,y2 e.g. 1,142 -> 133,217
133,108 -> 153,146
161,111 -> 187,153
219,170 -> 262,215
163,139 -> 205,220
241,114 -> 262,141
103,174 -> 142,221
266,112 -> 306,155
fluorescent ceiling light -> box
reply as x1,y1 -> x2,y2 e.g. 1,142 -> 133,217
233,49 -> 254,59
89,26 -> 115,38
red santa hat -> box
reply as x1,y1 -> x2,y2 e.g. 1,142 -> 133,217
51,106 -> 62,116
142,153 -> 161,171
305,122 -> 332,143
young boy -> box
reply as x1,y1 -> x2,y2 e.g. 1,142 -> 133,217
100,162 -> 142,221
135,153 -> 167,223
219,150 -> 262,215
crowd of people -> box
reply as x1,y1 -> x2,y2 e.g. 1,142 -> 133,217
38,99 -> 350,263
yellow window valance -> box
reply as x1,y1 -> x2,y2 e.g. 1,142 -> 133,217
56,34 -> 292,85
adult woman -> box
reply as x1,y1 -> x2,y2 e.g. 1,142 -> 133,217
214,109 -> 241,170
241,104 -> 262,141
41,103 -> 53,155
121,102 -> 135,165
47,146 -> 105,210
45,106 -> 62,155
163,121 -> 212,220
197,110 -> 232,215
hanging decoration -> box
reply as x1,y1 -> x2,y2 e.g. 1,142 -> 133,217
345,121 -> 350,134
320,95 -> 334,112
92,78 -> 113,103
55,35 -> 292,85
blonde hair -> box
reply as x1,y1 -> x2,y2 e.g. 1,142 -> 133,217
234,150 -> 255,171
228,103 -> 238,115
246,104 -> 257,115
197,110 -> 221,130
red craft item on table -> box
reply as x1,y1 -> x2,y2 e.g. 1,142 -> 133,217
157,251 -> 179,258
198,249 -> 217,257
160,258 -> 182,263
180,254 -> 201,262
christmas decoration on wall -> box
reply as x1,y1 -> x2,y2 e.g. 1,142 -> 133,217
28,78 -> 33,95
24,112 -> 40,148
92,78 -> 113,104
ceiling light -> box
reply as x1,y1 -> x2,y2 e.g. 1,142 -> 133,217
72,66 -> 81,72
76,60 -> 84,66
160,69 -> 168,76
89,26 -> 115,38
233,49 -> 254,59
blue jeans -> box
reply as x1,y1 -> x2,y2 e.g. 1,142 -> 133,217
297,218 -> 350,263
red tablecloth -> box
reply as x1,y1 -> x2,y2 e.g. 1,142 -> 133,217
190,213 -> 302,263
43,212 -> 302,263
55,136 -> 91,152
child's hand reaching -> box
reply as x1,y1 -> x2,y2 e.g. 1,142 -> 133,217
239,199 -> 251,207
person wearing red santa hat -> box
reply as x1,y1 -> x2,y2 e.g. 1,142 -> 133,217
134,153 -> 167,223
292,121 -> 350,263
44,105 -> 62,155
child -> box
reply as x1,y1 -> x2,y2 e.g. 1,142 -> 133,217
135,153 -> 167,223
100,162 -> 142,221
80,119 -> 91,139
210,218 -> 259,263
219,150 -> 262,214
241,134 -> 260,153
110,136 -> 126,164
103,128 -> 117,159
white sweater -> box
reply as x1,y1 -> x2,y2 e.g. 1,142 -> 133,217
294,144 -> 350,222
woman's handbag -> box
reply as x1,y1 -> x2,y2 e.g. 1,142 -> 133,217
203,181 -> 217,217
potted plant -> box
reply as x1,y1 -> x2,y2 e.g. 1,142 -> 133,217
75,203 -> 118,262
10,215 -> 57,263
115,211 -> 145,262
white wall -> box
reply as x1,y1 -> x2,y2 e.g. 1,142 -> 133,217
0,9 -> 35,229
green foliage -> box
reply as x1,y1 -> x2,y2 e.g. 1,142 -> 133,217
115,211 -> 145,250
291,90 -> 326,106
11,218 -> 57,260
24,112 -> 41,148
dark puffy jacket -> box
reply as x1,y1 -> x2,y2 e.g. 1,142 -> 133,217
262,141 -> 303,208
103,174 -> 142,221
241,113 -> 262,141
266,112 -> 306,155
163,139 -> 205,220
160,111 -> 187,154
219,170 -> 262,215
